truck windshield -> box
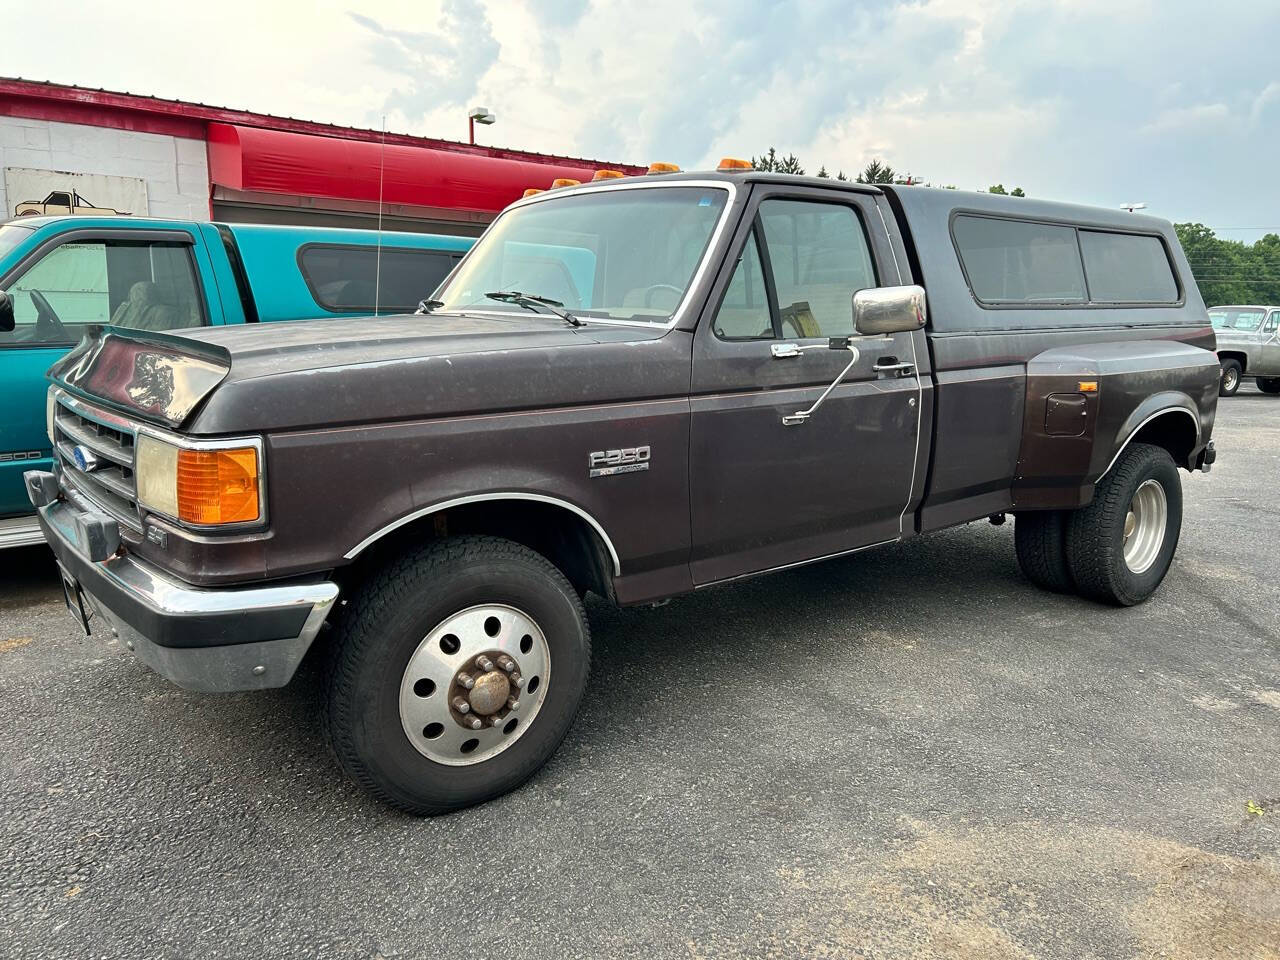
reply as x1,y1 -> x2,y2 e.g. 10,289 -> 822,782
433,185 -> 730,325
0,223 -> 34,262
1209,308 -> 1265,331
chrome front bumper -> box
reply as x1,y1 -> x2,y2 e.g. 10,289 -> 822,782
32,492 -> 339,693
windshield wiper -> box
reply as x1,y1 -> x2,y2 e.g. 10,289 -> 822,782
415,298 -> 445,315
484,290 -> 582,327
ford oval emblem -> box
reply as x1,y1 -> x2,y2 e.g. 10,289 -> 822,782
71,445 -> 100,473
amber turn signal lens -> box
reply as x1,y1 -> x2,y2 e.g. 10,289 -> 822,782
646,162 -> 681,174
1077,380 -> 1099,393
550,178 -> 581,188
176,447 -> 260,525
592,169 -> 625,180
717,157 -> 753,171
522,187 -> 544,197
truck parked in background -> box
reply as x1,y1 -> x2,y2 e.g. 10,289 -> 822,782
1210,304 -> 1280,395
0,216 -> 473,546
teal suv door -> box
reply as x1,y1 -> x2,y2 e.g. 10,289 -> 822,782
0,228 -> 212,545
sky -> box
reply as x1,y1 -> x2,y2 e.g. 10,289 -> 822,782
3,0 -> 1279,239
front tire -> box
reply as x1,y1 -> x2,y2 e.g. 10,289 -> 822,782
1065,443 -> 1182,606
1014,511 -> 1074,593
1219,359 -> 1242,396
325,536 -> 591,815
1257,377 -> 1280,395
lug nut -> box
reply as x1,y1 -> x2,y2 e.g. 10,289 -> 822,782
476,655 -> 495,672
506,697 -> 520,711
498,655 -> 516,673
467,716 -> 483,730
509,673 -> 523,688
489,714 -> 505,727
456,672 -> 475,690
452,697 -> 471,714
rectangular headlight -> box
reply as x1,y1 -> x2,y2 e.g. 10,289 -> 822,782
136,434 -> 261,526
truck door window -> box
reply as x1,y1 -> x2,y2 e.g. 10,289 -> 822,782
299,245 -> 463,313
758,200 -> 876,338
712,229 -> 772,340
0,239 -> 205,346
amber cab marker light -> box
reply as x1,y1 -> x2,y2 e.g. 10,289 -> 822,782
646,162 -> 681,174
718,157 -> 753,172
550,178 -> 581,189
522,188 -> 544,197
1078,380 -> 1099,393
592,169 -> 625,181
175,447 -> 260,525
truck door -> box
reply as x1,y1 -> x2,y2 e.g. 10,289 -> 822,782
0,227 -> 214,523
1262,310 -> 1280,374
689,186 -> 924,585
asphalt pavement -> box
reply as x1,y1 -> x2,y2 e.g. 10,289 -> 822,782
2,388 -> 1277,960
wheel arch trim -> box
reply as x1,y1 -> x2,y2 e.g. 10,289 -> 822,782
1099,405 -> 1200,480
342,492 -> 622,575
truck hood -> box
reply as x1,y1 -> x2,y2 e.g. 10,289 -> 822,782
52,313 -> 681,433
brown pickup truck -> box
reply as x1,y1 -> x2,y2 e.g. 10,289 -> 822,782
27,168 -> 1219,813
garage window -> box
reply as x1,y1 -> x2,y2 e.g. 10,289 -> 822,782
299,245 -> 462,313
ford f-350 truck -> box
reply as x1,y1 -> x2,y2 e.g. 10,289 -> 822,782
26,166 -> 1219,814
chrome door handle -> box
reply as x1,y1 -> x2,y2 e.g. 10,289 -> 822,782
771,342 -> 801,358
872,360 -> 915,377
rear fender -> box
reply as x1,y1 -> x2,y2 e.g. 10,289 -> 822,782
1011,340 -> 1217,510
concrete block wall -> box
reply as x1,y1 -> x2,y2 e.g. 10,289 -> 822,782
0,116 -> 209,220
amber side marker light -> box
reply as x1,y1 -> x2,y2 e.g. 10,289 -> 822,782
1078,380 -> 1099,393
550,178 -> 581,188
592,169 -> 625,180
176,447 -> 260,525
522,188 -> 544,197
647,162 -> 681,174
717,157 -> 753,171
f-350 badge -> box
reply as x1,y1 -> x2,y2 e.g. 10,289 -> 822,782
589,446 -> 650,478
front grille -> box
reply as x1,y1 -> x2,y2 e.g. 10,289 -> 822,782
54,396 -> 142,532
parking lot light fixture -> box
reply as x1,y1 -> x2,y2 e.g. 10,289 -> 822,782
468,107 -> 496,144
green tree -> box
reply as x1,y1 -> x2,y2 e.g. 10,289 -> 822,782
1175,223 -> 1280,306
988,184 -> 1026,196
816,165 -> 829,178
857,159 -> 895,184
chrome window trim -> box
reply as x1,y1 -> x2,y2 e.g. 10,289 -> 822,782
1099,407 -> 1200,480
437,179 -> 739,331
344,492 -> 622,575
56,392 -> 269,532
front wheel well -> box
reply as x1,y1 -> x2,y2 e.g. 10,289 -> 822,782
339,499 -> 617,602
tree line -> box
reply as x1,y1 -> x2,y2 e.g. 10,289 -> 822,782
751,146 -> 1279,307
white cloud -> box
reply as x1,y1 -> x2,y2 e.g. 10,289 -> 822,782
1,0 -> 1278,230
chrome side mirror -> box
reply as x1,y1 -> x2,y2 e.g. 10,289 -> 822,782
853,284 -> 927,336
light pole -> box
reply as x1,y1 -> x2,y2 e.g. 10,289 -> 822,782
468,107 -> 496,145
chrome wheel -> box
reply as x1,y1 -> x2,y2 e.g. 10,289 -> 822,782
399,604 -> 550,766
1123,479 -> 1167,574
1222,367 -> 1239,392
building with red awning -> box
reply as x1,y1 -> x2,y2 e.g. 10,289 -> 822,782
0,78 -> 643,235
